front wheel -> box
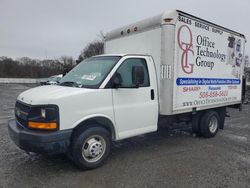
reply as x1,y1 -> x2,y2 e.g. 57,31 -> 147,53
200,111 -> 220,138
70,127 -> 111,170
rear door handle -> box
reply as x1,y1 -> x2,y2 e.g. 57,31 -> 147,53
151,89 -> 155,100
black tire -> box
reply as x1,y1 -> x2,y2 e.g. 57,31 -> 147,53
200,111 -> 220,138
70,127 -> 111,170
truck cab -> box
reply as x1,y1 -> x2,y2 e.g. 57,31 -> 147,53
8,54 -> 159,169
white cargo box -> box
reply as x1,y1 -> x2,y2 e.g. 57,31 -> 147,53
105,10 -> 246,115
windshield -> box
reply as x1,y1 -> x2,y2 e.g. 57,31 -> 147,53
59,56 -> 121,88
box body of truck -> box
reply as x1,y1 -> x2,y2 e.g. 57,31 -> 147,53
105,10 -> 246,115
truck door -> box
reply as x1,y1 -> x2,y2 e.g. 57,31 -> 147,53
111,57 -> 158,139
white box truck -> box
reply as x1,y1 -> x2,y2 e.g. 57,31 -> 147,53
8,10 -> 246,169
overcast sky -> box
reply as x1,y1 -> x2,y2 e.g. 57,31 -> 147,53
0,0 -> 249,59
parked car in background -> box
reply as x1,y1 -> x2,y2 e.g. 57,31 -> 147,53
40,74 -> 63,85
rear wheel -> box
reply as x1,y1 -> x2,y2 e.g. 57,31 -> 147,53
70,127 -> 111,170
200,111 -> 220,138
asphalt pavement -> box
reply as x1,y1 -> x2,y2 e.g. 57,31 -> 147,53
0,84 -> 249,188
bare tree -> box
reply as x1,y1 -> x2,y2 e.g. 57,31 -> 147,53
59,56 -> 75,75
77,41 -> 104,63
0,56 -> 65,78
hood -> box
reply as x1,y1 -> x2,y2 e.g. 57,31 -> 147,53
17,85 -> 94,105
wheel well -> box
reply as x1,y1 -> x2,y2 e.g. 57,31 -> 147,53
71,117 -> 116,141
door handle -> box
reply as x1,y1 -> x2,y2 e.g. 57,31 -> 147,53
151,89 -> 155,100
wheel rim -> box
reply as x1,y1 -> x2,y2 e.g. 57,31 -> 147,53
209,115 -> 218,133
81,135 -> 106,163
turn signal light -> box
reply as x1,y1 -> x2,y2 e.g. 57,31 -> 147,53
28,121 -> 57,130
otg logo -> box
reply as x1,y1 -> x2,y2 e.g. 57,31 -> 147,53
177,25 -> 194,74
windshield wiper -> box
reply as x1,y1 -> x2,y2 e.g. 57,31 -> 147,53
59,81 -> 80,87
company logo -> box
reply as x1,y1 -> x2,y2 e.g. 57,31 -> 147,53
177,25 -> 194,74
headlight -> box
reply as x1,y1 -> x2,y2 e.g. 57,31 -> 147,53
28,105 -> 59,130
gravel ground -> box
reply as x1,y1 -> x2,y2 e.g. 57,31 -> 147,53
0,84 -> 249,188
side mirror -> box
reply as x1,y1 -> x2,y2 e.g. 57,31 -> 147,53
112,73 -> 122,88
132,66 -> 144,87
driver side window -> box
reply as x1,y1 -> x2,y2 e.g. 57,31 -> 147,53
116,58 -> 150,88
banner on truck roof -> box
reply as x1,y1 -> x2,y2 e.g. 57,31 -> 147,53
173,15 -> 245,110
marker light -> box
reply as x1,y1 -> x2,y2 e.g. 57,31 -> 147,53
164,18 -> 173,23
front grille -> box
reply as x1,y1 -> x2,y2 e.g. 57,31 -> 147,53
15,101 -> 31,128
